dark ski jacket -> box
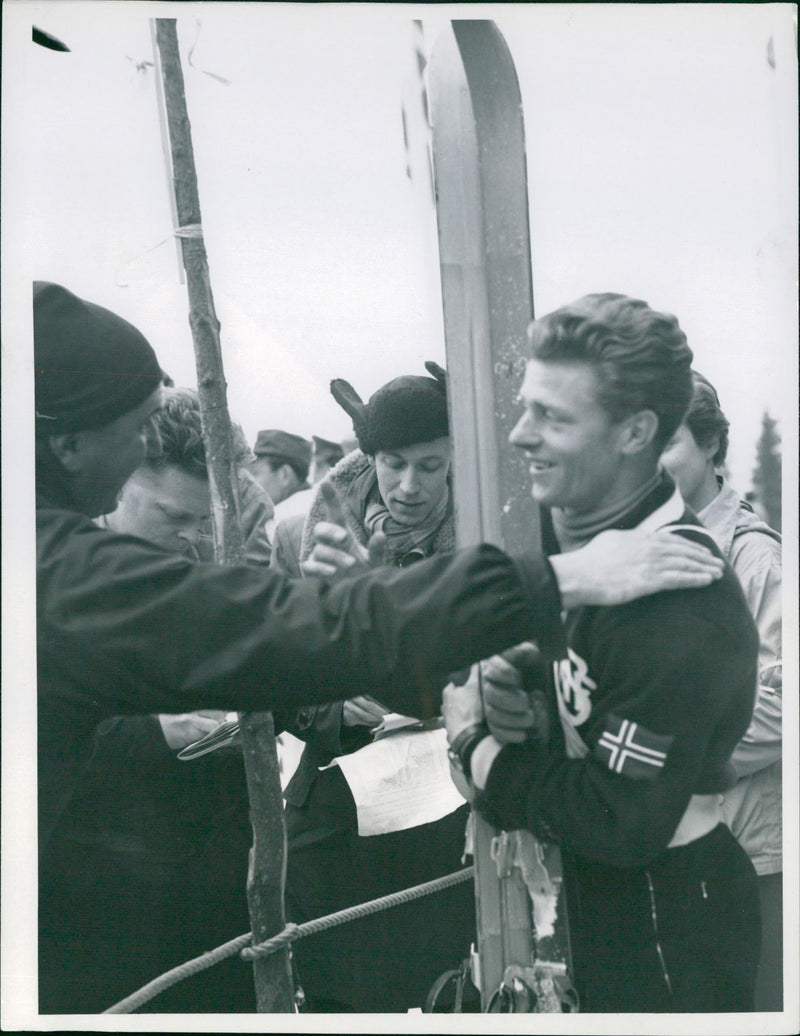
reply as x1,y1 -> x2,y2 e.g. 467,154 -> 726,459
475,476 -> 760,869
36,493 -> 563,850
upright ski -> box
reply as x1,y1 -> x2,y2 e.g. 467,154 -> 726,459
428,19 -> 577,1013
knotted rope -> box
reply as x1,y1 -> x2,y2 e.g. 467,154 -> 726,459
103,865 -> 474,1013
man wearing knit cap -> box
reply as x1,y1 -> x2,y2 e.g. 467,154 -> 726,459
34,281 -> 166,517
33,283 -> 727,1008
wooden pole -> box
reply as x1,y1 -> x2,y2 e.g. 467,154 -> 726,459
154,19 -> 295,1013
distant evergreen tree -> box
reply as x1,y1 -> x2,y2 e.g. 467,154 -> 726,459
751,411 -> 781,531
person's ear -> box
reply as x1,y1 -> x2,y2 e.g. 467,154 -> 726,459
701,436 -> 720,463
618,410 -> 659,455
47,432 -> 85,474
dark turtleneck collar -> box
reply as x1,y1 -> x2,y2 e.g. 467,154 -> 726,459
541,470 -> 678,555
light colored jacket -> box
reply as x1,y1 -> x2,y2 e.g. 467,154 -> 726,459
698,480 -> 782,875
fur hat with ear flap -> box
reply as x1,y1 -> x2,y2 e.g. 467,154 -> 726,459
330,362 -> 448,456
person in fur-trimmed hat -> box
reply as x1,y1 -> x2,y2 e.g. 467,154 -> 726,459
300,361 -> 453,566
271,363 -> 474,1013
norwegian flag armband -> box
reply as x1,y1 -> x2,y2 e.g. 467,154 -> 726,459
592,712 -> 674,781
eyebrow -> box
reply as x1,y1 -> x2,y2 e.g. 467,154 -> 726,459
155,502 -> 206,520
388,453 -> 446,463
518,392 -> 569,416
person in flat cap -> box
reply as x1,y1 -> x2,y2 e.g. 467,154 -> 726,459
32,283 -> 726,1012
249,428 -> 312,505
310,435 -> 345,485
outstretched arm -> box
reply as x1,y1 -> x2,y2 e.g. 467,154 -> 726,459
305,511 -> 725,604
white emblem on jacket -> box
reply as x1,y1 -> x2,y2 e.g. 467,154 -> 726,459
554,647 -> 596,727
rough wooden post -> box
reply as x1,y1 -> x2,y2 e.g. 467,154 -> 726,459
154,18 -> 294,1013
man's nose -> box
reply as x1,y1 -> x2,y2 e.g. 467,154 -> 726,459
399,467 -> 420,494
509,412 -> 540,448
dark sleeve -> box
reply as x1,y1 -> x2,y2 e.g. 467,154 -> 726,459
37,509 -> 564,722
58,714 -> 185,840
274,702 -> 365,758
90,714 -> 174,775
475,591 -> 759,867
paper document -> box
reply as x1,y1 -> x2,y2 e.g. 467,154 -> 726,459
331,727 -> 466,836
370,712 -> 425,741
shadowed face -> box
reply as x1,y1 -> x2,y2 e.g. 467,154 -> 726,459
248,456 -> 300,506
374,437 -> 451,526
107,462 -> 211,557
62,386 -> 165,517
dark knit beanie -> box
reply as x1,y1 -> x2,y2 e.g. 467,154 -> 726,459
34,281 -> 163,435
330,362 -> 448,455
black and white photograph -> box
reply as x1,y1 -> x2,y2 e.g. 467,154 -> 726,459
2,2 -> 797,1032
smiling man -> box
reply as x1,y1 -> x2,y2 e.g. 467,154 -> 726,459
443,293 -> 763,1013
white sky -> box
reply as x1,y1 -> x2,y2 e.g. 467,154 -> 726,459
3,1 -> 797,492
1,3 -> 798,1032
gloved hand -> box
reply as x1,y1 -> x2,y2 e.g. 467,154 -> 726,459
481,642 -> 545,744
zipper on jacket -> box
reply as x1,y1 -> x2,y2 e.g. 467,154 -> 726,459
645,870 -> 673,996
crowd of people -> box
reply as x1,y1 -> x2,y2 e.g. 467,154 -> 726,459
34,281 -> 782,1015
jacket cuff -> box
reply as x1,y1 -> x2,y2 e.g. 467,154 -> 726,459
473,741 -> 538,833
293,702 -> 347,755
511,553 -> 568,659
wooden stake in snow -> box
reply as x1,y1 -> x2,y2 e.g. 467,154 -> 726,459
154,18 -> 295,1013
